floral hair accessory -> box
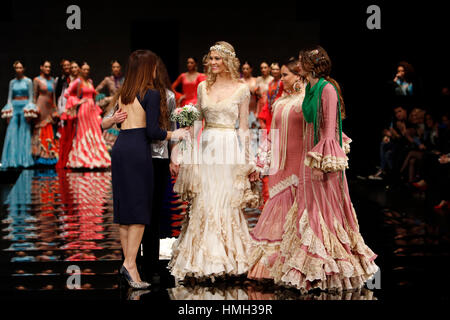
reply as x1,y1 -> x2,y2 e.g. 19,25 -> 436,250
309,49 -> 325,63
209,45 -> 236,58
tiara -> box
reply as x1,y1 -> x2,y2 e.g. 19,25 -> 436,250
210,45 -> 236,58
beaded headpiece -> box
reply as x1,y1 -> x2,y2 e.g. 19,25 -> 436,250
209,45 -> 236,58
308,49 -> 325,63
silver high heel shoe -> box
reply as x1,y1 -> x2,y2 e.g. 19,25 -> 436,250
120,265 -> 151,289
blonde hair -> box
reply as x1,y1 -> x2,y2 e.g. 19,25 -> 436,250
203,41 -> 240,89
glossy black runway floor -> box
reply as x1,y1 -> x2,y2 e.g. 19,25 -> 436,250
0,168 -> 448,301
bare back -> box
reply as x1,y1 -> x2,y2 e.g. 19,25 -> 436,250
118,97 -> 146,130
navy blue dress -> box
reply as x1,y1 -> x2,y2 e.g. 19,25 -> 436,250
112,89 -> 167,225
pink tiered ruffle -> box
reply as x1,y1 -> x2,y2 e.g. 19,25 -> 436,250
304,137 -> 348,172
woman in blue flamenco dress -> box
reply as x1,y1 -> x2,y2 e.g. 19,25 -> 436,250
1,61 -> 38,168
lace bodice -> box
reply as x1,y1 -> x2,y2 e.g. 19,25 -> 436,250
197,81 -> 250,128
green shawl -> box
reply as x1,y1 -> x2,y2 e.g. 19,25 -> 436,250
302,77 -> 342,148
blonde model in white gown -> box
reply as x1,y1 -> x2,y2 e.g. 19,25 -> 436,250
168,77 -> 259,281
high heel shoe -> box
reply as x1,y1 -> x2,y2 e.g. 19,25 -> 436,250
411,181 -> 427,191
120,265 -> 151,289
434,200 -> 449,210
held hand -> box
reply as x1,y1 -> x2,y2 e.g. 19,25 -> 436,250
171,127 -> 190,141
248,170 -> 260,182
187,126 -> 194,138
67,107 -> 77,117
312,168 -> 324,180
169,161 -> 180,177
113,109 -> 127,124
177,95 -> 186,105
438,155 -> 449,164
170,144 -> 181,165
396,122 -> 406,135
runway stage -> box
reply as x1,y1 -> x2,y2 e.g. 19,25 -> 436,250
0,168 -> 448,301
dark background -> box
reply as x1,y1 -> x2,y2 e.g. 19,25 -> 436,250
1,0 -> 449,175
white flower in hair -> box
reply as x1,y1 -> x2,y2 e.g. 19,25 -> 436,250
209,45 -> 236,58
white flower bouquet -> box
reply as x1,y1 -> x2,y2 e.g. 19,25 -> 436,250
170,104 -> 200,153
170,104 -> 200,128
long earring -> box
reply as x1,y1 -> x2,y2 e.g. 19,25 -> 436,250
293,81 -> 302,93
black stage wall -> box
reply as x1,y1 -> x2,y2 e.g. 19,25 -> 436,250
1,1 -> 449,175
0,0 -> 319,159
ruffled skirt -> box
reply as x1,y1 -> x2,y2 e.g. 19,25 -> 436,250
1,100 -> 35,168
269,169 -> 379,292
248,184 -> 296,280
67,99 -> 111,168
169,128 -> 258,280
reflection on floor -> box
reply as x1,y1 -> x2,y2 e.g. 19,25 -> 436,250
1,169 -> 448,300
168,283 -> 377,300
0,169 -> 121,295
348,178 -> 450,302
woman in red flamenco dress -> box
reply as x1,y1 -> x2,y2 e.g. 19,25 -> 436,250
65,62 -> 111,169
56,64 -> 80,169
171,57 -> 206,107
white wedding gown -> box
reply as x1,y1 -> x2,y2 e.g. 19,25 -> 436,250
169,81 -> 259,280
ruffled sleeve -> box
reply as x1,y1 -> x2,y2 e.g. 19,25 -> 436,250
1,80 -> 14,119
236,84 -> 257,176
171,133 -> 202,201
1,104 -> 13,119
304,84 -> 348,172
173,156 -> 201,201
61,79 -> 81,120
232,84 -> 261,209
304,138 -> 348,172
172,83 -> 205,201
23,78 -> 38,119
342,132 -> 352,155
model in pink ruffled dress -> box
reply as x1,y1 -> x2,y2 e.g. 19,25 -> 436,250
249,59 -> 306,280
275,47 -> 378,292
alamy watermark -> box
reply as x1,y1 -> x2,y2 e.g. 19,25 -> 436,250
66,265 -> 81,289
66,5 -> 81,30
367,5 -> 381,30
171,121 -> 280,174
366,268 -> 381,290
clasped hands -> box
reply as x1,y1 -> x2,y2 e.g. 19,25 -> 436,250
248,170 -> 260,182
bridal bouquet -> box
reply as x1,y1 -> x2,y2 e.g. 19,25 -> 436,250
170,104 -> 200,153
170,104 -> 200,128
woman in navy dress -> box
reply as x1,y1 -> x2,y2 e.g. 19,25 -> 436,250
111,50 -> 187,289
